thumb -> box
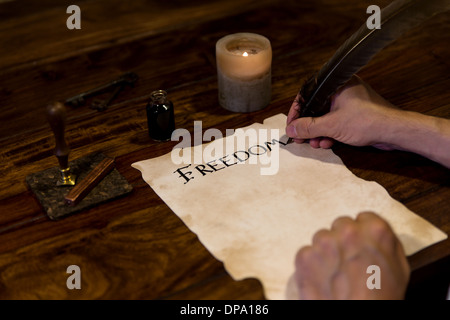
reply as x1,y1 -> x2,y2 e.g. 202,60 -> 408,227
286,115 -> 333,140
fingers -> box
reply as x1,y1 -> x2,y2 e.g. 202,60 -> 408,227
287,74 -> 363,138
286,93 -> 302,125
355,212 -> 411,294
319,137 -> 335,149
356,212 -> 407,260
293,211 -> 410,299
294,244 -> 333,300
309,137 -> 335,149
330,216 -> 363,259
294,226 -> 343,299
331,212 -> 404,263
309,138 -> 321,148
286,113 -> 334,141
286,93 -> 337,149
300,213 -> 393,270
294,227 -> 342,299
356,211 -> 395,244
292,138 -> 305,144
312,229 -> 340,269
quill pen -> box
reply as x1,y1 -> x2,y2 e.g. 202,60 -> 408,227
291,0 -> 450,121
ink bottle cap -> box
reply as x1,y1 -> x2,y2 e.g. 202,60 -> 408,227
146,90 -> 175,142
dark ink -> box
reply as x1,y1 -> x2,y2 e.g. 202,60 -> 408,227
233,151 -> 250,162
173,136 -> 287,185
174,164 -> 194,184
207,159 -> 226,171
265,139 -> 287,151
248,145 -> 267,156
219,155 -> 238,167
146,90 -> 175,142
195,164 -> 214,176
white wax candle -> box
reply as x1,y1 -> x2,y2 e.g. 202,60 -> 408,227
216,33 -> 272,112
216,33 -> 272,81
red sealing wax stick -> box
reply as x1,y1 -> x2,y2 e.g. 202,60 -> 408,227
64,157 -> 115,206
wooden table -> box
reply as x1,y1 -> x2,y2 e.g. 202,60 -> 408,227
0,0 -> 449,300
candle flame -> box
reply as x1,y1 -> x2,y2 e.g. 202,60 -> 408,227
243,52 -> 248,57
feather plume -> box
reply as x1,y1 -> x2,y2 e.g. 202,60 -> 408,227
298,0 -> 450,118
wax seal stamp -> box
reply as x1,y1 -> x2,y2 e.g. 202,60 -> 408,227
46,101 -> 76,186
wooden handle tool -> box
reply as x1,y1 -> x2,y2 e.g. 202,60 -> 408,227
46,101 -> 76,186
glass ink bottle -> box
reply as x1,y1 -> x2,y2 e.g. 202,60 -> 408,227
146,90 -> 175,142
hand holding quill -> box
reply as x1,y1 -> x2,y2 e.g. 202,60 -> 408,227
288,0 -> 450,126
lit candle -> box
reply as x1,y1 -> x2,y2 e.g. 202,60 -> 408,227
216,33 -> 272,112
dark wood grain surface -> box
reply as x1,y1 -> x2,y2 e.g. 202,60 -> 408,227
0,0 -> 449,300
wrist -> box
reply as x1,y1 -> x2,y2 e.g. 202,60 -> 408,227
381,110 -> 450,168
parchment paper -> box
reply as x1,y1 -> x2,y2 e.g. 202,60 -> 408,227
132,114 -> 447,300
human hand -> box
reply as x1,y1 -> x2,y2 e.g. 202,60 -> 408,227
287,212 -> 410,300
286,76 -> 401,150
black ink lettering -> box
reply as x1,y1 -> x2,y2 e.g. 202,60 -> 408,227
248,144 -> 267,156
233,151 -> 250,162
219,155 -> 238,167
207,159 -> 226,171
265,138 -> 288,151
195,164 -> 214,176
174,165 -> 194,184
